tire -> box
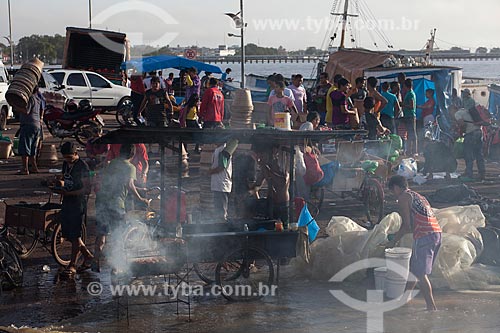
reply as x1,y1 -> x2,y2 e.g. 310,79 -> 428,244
0,106 -> 7,130
361,178 -> 385,224
215,246 -> 274,302
75,121 -> 102,145
6,227 -> 39,259
0,240 -> 23,290
115,97 -> 134,126
51,222 -> 87,266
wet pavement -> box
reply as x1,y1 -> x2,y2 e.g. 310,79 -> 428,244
1,114 -> 500,332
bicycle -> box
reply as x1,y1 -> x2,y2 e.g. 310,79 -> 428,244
308,140 -> 387,224
0,225 -> 23,291
3,198 -> 87,267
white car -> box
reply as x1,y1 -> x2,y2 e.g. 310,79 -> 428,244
49,69 -> 131,111
0,60 -> 12,129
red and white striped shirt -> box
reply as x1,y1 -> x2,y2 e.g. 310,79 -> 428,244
406,189 -> 442,239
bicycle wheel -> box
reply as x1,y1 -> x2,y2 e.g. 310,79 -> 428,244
361,178 -> 385,223
6,227 -> 39,259
0,241 -> 23,290
215,246 -> 274,302
122,222 -> 155,255
51,222 -> 87,266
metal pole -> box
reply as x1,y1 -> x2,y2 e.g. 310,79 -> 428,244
240,0 -> 245,88
8,0 -> 13,67
89,0 -> 92,29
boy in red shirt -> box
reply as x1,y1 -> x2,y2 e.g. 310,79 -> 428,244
200,78 -> 225,129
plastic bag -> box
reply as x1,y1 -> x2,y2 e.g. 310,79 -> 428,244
303,151 -> 324,186
397,158 -> 417,179
294,146 -> 307,176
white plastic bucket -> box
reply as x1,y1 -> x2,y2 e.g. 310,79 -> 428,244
374,267 -> 387,291
274,112 -> 291,130
385,247 -> 412,280
385,276 -> 407,299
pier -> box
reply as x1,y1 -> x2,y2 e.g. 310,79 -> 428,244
198,53 -> 500,64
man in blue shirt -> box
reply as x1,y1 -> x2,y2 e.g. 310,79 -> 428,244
402,79 -> 417,156
221,68 -> 232,82
380,82 -> 401,134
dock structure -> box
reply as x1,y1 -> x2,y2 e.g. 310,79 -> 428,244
198,53 -> 500,64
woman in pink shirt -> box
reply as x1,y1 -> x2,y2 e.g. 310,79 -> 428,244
418,89 -> 436,125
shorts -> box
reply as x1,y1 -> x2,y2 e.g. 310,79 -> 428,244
18,125 -> 41,157
410,232 -> 442,277
60,203 -> 86,240
96,206 -> 125,235
423,114 -> 435,126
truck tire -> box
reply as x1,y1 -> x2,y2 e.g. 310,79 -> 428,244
0,106 -> 7,130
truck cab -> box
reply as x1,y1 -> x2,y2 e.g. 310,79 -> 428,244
0,60 -> 13,130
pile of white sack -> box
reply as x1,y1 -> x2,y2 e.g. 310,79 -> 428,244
291,205 -> 500,289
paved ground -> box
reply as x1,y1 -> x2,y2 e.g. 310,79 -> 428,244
1,114 -> 500,332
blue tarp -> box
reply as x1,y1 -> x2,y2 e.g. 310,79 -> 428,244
489,86 -> 500,119
413,78 -> 436,119
121,55 -> 222,74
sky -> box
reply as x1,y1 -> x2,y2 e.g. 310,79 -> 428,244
1,0 -> 499,51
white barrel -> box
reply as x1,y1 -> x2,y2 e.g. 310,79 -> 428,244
385,247 -> 412,281
274,112 -> 291,130
385,276 -> 407,299
374,267 -> 387,291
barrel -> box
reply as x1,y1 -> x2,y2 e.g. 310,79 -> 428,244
37,144 -> 59,167
5,58 -> 44,112
231,89 -> 254,129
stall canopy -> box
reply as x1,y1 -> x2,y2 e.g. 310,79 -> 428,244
121,55 -> 222,74
325,49 -> 392,83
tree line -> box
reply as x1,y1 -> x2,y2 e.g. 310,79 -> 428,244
1,34 -> 499,64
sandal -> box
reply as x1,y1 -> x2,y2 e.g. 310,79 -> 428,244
60,266 -> 77,277
16,170 -> 29,175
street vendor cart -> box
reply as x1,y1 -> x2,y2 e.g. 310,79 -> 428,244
97,127 -> 365,307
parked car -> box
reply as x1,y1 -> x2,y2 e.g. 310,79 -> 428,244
49,69 -> 131,111
0,60 -> 12,129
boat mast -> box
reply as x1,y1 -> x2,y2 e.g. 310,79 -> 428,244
425,28 -> 437,64
332,0 -> 358,49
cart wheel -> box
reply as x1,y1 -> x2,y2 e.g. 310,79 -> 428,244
361,178 -> 385,224
215,246 -> 274,302
6,227 -> 39,259
122,222 -> 154,254
51,222 -> 87,266
0,240 -> 23,289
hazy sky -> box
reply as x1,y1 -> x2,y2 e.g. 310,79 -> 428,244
1,0 -> 499,51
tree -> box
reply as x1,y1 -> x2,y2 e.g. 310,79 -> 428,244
490,48 -> 500,54
475,47 -> 488,54
305,46 -> 318,55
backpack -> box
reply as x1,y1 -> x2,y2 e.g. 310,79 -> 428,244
467,105 -> 491,126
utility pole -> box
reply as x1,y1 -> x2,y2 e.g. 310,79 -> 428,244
89,0 -> 92,29
240,0 -> 245,88
7,0 -> 14,67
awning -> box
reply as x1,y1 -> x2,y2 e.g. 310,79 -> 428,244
325,49 -> 392,83
121,55 -> 222,74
